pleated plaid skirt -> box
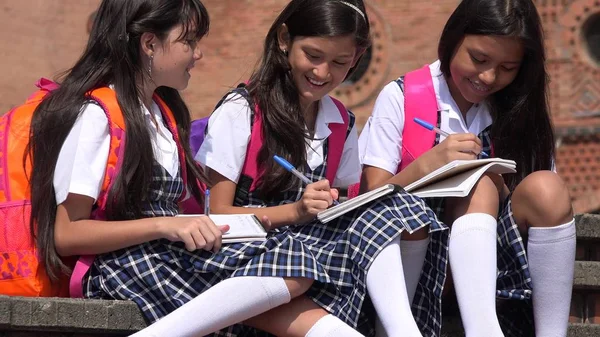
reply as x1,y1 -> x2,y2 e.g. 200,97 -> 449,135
85,159 -> 449,336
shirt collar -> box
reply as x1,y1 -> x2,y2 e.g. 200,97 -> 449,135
314,95 -> 344,139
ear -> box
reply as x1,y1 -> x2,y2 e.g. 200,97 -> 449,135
140,32 -> 158,57
277,24 -> 291,53
351,48 -> 367,68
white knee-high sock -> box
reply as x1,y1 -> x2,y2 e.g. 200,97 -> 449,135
449,213 -> 503,337
305,314 -> 365,337
528,219 -> 576,337
401,237 -> 429,304
374,237 -> 428,337
130,277 -> 291,337
367,237 -> 422,337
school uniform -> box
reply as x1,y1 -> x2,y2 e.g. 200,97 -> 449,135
359,60 -> 535,336
196,92 -> 446,336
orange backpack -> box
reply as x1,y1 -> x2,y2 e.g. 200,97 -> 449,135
0,79 -> 189,297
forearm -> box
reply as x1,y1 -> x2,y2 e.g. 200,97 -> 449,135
386,162 -> 427,189
361,161 -> 427,193
210,203 -> 301,230
54,215 -> 164,257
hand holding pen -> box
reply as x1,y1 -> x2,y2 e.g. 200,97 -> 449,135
273,155 -> 339,222
410,118 -> 488,176
413,118 -> 489,158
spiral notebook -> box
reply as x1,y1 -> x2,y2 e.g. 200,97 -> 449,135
404,158 -> 517,198
317,158 -> 516,223
177,214 -> 267,243
317,184 -> 402,223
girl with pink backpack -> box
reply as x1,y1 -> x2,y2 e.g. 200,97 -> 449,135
359,0 -> 575,336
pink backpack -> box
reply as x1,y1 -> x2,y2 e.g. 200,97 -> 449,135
348,65 -> 438,199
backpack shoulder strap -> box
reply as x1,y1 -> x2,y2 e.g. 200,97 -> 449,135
70,87 -> 127,298
240,99 -> 262,191
153,95 -> 188,196
399,65 -> 438,172
326,96 -> 350,184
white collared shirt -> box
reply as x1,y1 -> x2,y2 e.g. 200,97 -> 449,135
358,60 -> 493,174
196,93 -> 360,187
53,99 -> 180,205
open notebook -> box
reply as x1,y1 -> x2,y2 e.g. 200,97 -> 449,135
317,158 -> 516,223
404,158 -> 516,198
317,184 -> 402,223
177,214 -> 267,243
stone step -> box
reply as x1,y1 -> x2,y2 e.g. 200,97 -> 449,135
440,323 -> 600,337
576,214 -> 600,241
574,261 -> 600,290
3,294 -> 600,336
0,295 -> 145,335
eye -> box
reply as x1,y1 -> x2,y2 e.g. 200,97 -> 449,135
501,65 -> 517,72
305,52 -> 319,59
470,55 -> 484,64
333,61 -> 348,66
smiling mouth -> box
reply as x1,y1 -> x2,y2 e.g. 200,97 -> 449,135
306,76 -> 327,87
468,78 -> 491,93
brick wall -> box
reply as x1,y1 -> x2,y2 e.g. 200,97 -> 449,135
2,0 -> 600,212
0,0 -> 458,122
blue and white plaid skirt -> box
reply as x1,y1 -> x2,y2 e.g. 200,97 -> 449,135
85,190 -> 448,336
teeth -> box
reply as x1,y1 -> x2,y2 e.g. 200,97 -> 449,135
469,79 -> 490,92
307,77 -> 325,86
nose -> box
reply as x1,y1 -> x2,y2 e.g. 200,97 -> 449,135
478,67 -> 496,86
312,62 -> 330,80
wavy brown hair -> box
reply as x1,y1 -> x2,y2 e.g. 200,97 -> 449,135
246,0 -> 371,199
438,0 -> 554,190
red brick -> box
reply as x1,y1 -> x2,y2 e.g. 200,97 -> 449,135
1,0 -> 600,210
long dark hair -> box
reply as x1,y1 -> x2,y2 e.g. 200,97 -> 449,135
28,0 -> 210,280
246,0 -> 370,199
438,0 -> 554,190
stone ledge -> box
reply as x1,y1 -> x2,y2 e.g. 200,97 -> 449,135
575,214 -> 600,241
3,295 -> 600,336
574,261 -> 600,289
440,323 -> 600,337
0,295 -> 145,334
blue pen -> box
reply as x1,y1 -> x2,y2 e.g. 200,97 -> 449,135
273,155 -> 313,184
273,155 -> 340,205
413,117 -> 489,158
204,189 -> 210,216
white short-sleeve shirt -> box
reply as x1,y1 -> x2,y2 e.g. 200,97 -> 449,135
358,60 -> 494,175
53,99 -> 180,205
196,94 -> 360,187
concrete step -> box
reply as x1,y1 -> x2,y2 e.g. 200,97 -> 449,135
574,261 -> 600,290
576,214 -> 600,241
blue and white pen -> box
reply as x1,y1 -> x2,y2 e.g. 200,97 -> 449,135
273,155 -> 340,205
273,155 -> 312,184
204,189 -> 211,216
413,117 -> 489,158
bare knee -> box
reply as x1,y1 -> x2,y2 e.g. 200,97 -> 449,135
284,277 -> 314,298
511,171 -> 573,228
446,174 -> 500,220
401,227 -> 429,241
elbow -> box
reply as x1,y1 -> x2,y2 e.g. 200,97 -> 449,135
54,225 -> 76,257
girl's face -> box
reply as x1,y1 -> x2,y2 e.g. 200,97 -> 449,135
151,24 -> 203,91
280,32 -> 359,110
448,34 -> 524,112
